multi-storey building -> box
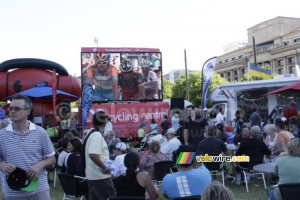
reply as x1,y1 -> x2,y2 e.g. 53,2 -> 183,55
216,16 -> 300,82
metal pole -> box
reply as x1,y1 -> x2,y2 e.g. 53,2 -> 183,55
184,49 -> 189,101
253,36 -> 257,66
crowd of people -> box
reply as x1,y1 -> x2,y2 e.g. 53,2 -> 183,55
1,94 -> 300,200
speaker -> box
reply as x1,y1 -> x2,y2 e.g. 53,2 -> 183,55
170,98 -> 184,110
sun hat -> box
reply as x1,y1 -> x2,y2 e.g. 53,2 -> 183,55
166,128 -> 177,135
115,142 -> 126,151
6,167 -> 39,192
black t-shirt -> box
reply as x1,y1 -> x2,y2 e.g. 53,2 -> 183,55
235,139 -> 271,156
177,127 -> 184,144
196,137 -> 227,156
184,115 -> 208,147
234,135 -> 249,145
161,120 -> 170,130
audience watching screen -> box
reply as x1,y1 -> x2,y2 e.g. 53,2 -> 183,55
81,49 -> 163,103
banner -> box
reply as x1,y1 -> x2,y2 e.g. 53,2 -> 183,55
84,102 -> 169,138
201,57 -> 217,109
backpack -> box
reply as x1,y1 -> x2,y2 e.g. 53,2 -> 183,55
76,128 -> 98,176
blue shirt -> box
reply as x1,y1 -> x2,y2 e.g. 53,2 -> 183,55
162,166 -> 212,199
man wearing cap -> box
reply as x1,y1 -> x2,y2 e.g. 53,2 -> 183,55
160,128 -> 182,159
162,145 -> 211,199
85,110 -> 116,199
112,142 -> 127,178
284,103 -> 298,122
0,95 -> 56,199
202,108 -> 209,121
235,126 -> 271,185
273,107 -> 283,122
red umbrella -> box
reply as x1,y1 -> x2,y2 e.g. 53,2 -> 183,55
263,81 -> 300,96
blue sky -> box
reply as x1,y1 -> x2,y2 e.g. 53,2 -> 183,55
1,0 -> 300,76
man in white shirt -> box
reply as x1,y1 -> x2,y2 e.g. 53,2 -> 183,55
161,128 -> 182,159
216,107 -> 224,124
112,142 -> 127,178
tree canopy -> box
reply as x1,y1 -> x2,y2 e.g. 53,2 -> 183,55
171,72 -> 228,107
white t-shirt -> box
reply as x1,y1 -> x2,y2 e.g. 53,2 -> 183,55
112,154 -> 127,177
216,113 -> 224,124
85,131 -> 110,180
160,137 -> 182,159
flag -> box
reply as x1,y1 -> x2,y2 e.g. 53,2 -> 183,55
201,57 -> 217,109
52,69 -> 57,119
176,152 -> 195,164
248,63 -> 272,79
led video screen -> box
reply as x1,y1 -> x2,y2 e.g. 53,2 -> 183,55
81,50 -> 162,103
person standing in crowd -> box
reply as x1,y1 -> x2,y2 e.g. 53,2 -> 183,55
118,59 -> 144,100
273,106 -> 283,122
85,111 -> 116,200
86,53 -> 119,101
177,119 -> 185,144
216,107 -> 225,124
150,118 -> 158,134
0,95 -> 55,200
250,108 -> 261,127
284,103 -> 298,123
171,111 -> 180,131
202,108 -> 209,121
184,105 -> 208,151
235,105 -> 244,134
161,115 -> 170,135
162,145 -> 212,199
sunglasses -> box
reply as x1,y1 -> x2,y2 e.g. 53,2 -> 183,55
8,107 -> 28,112
96,60 -> 109,65
142,67 -> 150,70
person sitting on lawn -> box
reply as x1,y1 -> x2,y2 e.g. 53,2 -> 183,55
112,142 -> 127,178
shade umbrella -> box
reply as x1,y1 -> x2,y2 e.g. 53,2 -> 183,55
4,83 -> 78,99
263,81 -> 300,96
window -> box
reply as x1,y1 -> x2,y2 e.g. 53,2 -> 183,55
227,78 -> 231,82
294,38 -> 300,43
234,70 -> 238,75
288,57 -> 295,64
227,72 -> 231,77
238,55 -> 244,59
241,68 -> 245,74
225,59 -> 229,63
278,68 -> 284,75
277,59 -> 284,66
220,74 -> 224,78
289,67 -> 295,74
219,61 -> 223,64
232,57 -> 236,61
234,77 -> 238,81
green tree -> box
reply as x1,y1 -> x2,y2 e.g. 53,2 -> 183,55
162,78 -> 174,99
172,72 -> 228,107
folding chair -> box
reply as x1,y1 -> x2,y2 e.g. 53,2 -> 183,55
58,173 -> 88,200
153,160 -> 173,184
237,152 -> 266,192
47,153 -> 59,187
202,154 -> 226,186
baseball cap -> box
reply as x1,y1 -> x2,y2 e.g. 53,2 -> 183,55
216,123 -> 224,130
203,108 -> 208,112
115,142 -> 126,151
291,103 -> 296,107
278,106 -> 282,110
6,167 -> 39,192
219,107 -> 223,112
225,126 -> 232,132
166,128 -> 176,135
0,109 -> 5,119
281,117 -> 287,122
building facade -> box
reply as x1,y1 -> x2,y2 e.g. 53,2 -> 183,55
216,16 -> 300,82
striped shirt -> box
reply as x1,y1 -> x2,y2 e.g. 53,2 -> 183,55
0,121 -> 55,197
